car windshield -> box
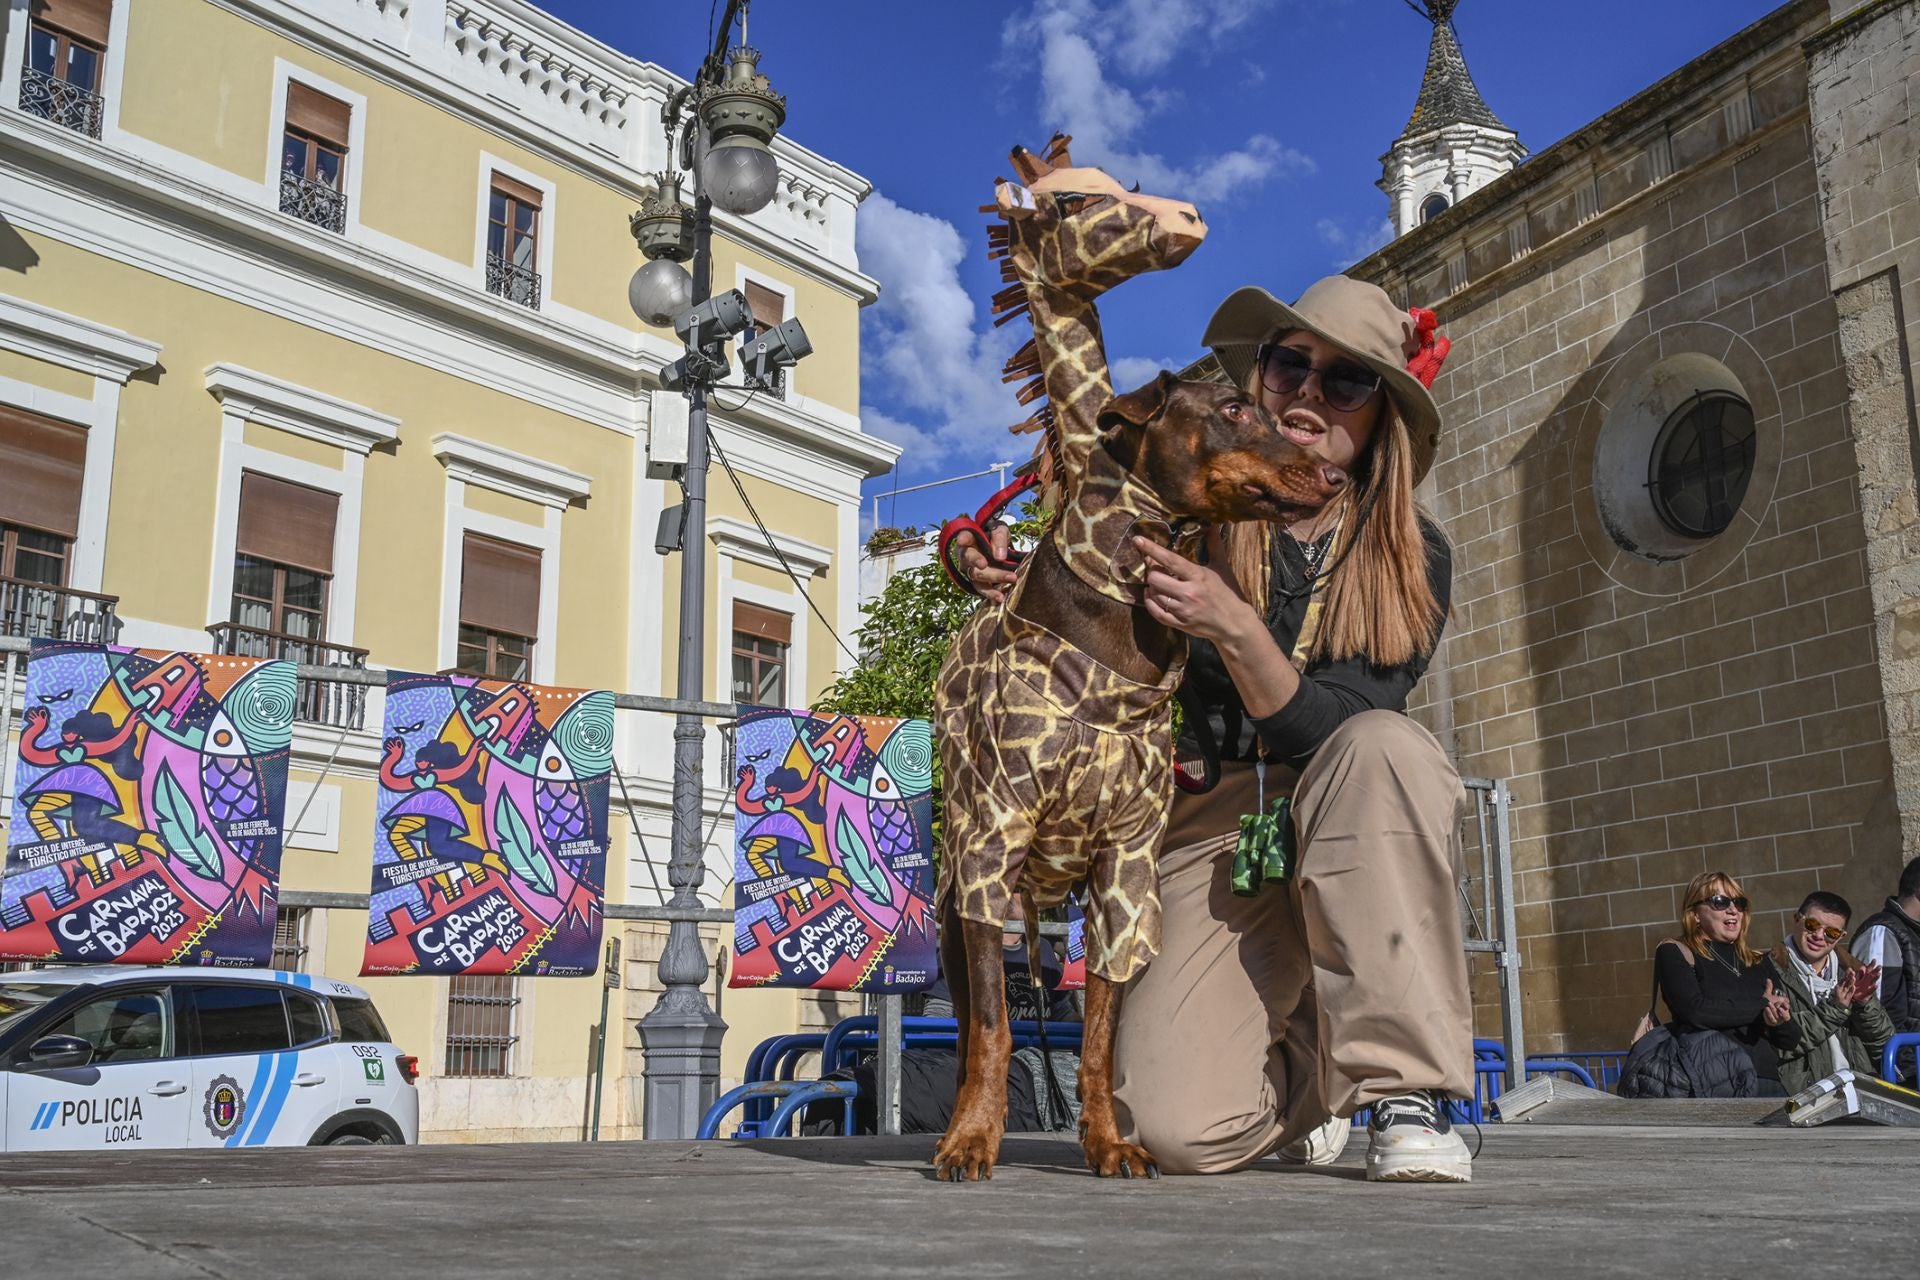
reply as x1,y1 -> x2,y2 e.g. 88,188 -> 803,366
0,983 -> 74,1037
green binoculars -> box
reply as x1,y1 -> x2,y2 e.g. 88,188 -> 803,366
1230,795 -> 1296,898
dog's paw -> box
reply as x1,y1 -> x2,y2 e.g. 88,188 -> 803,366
1083,1135 -> 1160,1180
932,1127 -> 1000,1183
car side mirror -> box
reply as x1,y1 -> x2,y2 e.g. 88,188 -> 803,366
23,1034 -> 93,1071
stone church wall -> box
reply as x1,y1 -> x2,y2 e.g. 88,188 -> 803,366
1353,0 -> 1907,1050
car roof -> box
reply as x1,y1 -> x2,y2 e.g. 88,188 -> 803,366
0,966 -> 371,1001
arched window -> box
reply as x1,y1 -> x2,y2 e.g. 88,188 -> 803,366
1419,193 -> 1450,223
1646,390 -> 1756,538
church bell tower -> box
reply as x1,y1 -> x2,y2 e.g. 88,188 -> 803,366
1379,1 -> 1525,237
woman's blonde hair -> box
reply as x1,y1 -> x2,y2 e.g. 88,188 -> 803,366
1222,358 -> 1443,668
1678,871 -> 1760,967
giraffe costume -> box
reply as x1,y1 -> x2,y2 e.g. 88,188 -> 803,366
933,137 -> 1210,984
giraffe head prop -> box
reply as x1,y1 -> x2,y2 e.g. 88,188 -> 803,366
989,135 -> 1206,300
1098,372 -> 1348,526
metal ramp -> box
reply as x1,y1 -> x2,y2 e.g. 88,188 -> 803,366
1786,1069 -> 1920,1128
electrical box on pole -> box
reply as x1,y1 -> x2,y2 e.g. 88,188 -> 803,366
647,388 -> 690,480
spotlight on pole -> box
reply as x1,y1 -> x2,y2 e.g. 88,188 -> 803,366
697,46 -> 785,216
741,316 -> 811,392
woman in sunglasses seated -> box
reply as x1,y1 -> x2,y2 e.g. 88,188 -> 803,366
1653,871 -> 1802,1096
947,276 -> 1474,1181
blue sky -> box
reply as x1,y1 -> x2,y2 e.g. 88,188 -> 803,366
545,0 -> 1783,536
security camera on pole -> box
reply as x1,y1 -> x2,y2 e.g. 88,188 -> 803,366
627,2 -> 811,1140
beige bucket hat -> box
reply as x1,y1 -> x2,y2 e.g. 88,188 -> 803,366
1203,275 -> 1445,484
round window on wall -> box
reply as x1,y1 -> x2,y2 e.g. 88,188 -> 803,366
1646,390 -> 1756,538
1420,193 -> 1450,223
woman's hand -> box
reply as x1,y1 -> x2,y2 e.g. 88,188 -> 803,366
1761,979 -> 1792,1027
1135,536 -> 1260,646
949,524 -> 1019,605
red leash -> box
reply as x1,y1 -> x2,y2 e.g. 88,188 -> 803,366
936,471 -> 1038,596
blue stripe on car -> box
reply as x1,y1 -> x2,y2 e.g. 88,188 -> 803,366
244,1051 -> 300,1146
227,1053 -> 274,1148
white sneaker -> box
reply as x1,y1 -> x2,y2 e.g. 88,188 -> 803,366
1276,1112 -> 1351,1166
1364,1092 -> 1472,1183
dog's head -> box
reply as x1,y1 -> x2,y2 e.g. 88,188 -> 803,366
1097,372 -> 1348,524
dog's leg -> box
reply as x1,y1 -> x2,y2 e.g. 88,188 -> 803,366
932,916 -> 1012,1182
937,891 -> 972,1090
1078,973 -> 1159,1179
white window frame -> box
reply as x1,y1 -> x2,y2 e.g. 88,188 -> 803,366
0,0 -> 130,142
431,433 -> 589,685
0,293 -> 160,594
266,58 -> 370,242
204,364 -> 400,647
707,514 -> 828,712
732,265 -> 797,400
472,153 -> 558,309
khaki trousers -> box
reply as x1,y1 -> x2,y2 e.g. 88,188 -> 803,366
1112,710 -> 1472,1175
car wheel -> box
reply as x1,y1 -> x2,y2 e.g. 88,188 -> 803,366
327,1133 -> 377,1146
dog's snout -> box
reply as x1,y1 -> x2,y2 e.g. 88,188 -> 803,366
1320,463 -> 1347,489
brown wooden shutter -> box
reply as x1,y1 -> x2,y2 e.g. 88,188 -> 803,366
491,172 -> 544,210
286,82 -> 351,150
744,281 -> 784,333
0,407 -> 87,538
236,472 -> 338,575
734,602 -> 791,646
460,533 -> 541,638
31,0 -> 111,45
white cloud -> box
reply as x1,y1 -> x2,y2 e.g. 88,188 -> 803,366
856,193 -> 1027,472
1006,0 -> 1313,204
1316,214 -> 1396,269
1109,355 -> 1180,390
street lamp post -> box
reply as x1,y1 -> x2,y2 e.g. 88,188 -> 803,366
629,3 -> 803,1140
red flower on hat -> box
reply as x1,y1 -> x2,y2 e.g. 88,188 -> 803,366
1405,306 -> 1450,390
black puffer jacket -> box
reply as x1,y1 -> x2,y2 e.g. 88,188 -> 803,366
1620,1024 -> 1761,1099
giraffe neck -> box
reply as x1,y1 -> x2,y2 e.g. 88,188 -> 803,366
1043,444 -> 1205,607
1007,221 -> 1115,496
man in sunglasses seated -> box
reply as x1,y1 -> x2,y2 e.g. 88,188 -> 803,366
1769,891 -> 1893,1095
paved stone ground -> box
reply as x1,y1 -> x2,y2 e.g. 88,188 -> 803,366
0,1125 -> 1909,1276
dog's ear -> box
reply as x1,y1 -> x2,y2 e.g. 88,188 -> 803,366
1097,370 -> 1178,434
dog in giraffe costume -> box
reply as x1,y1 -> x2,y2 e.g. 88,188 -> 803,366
930,136 -> 1348,1182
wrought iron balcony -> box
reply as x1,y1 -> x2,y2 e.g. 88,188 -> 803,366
19,67 -> 103,139
486,252 -> 541,310
0,576 -> 120,644
279,168 -> 348,234
206,622 -> 369,730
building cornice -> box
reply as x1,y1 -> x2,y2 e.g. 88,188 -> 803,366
432,431 -> 592,509
0,292 -> 160,383
218,0 -> 878,299
707,514 -> 831,578
205,363 -> 401,454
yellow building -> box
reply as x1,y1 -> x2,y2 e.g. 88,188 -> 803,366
0,0 -> 897,1140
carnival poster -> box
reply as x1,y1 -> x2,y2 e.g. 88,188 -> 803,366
1,641 -> 295,966
1057,900 -> 1087,992
728,709 -> 938,993
362,670 -> 612,977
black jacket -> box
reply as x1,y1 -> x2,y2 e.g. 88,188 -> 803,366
1180,518 -> 1452,770
1653,939 -> 1800,1083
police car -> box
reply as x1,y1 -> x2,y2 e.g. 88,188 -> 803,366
0,967 -> 418,1151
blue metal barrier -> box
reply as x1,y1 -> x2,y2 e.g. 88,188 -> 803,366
1882,1032 -> 1920,1084
704,1014 -> 1088,1140
699,1079 -> 860,1140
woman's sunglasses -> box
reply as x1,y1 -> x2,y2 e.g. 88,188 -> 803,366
1691,894 -> 1749,913
1257,344 -> 1382,413
1799,917 -> 1846,942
